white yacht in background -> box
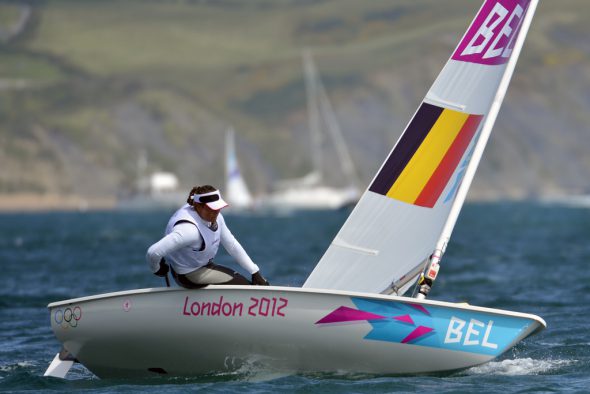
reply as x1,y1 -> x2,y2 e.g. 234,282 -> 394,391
264,50 -> 361,211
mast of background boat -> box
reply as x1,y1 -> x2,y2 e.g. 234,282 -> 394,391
416,0 -> 539,299
225,126 -> 233,192
315,58 -> 363,191
303,48 -> 324,183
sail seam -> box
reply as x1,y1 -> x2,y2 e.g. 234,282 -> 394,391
424,95 -> 466,111
332,238 -> 379,256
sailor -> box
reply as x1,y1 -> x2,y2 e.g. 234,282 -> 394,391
146,185 -> 269,288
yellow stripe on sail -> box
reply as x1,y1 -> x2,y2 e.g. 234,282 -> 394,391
386,109 -> 469,203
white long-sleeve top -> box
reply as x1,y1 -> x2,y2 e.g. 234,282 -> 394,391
146,209 -> 259,275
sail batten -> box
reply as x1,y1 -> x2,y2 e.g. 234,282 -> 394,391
332,238 -> 380,256
304,0 -> 538,295
424,96 -> 466,111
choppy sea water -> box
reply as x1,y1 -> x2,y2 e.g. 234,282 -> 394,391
1,202 -> 589,393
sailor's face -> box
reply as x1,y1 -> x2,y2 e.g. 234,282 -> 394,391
196,203 -> 220,223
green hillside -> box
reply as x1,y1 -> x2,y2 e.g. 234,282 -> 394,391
1,0 -> 590,208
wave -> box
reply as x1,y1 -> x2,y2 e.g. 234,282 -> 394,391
0,360 -> 37,373
465,358 -> 575,376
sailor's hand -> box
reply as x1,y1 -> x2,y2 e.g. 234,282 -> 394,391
154,258 -> 169,277
251,271 -> 270,286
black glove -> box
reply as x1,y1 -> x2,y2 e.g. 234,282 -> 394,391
251,271 -> 269,286
154,258 -> 169,277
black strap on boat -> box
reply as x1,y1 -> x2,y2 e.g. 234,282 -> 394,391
58,347 -> 78,363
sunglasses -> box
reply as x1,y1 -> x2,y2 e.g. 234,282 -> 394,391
192,191 -> 220,204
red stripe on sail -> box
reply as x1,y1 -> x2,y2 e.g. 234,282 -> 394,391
414,114 -> 483,208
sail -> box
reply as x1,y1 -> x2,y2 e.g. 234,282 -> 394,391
225,127 -> 254,209
304,0 -> 538,294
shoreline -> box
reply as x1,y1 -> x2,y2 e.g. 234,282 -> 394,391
0,194 -> 116,212
0,192 -> 550,213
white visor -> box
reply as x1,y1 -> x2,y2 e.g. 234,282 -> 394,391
192,190 -> 228,210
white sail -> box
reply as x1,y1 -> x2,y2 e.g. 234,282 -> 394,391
225,127 -> 254,209
304,0 -> 539,294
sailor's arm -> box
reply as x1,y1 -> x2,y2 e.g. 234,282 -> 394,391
219,224 -> 259,275
146,222 -> 202,273
219,220 -> 269,285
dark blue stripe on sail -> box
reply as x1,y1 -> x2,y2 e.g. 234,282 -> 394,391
369,103 -> 444,196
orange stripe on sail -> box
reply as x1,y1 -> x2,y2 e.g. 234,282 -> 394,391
386,109 -> 469,204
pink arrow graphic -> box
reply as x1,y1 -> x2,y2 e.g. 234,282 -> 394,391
316,306 -> 387,324
401,326 -> 434,343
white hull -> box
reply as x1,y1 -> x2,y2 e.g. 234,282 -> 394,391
539,194 -> 590,208
48,286 -> 545,378
263,185 -> 359,211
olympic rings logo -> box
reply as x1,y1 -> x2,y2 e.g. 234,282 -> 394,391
54,306 -> 82,329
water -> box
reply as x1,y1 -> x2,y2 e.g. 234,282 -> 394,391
1,202 -> 589,393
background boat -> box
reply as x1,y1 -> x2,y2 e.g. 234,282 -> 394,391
262,50 -> 361,211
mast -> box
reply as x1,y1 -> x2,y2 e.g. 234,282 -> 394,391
316,75 -> 362,190
303,49 -> 324,183
417,0 -> 540,299
225,127 -> 233,189
304,49 -> 362,190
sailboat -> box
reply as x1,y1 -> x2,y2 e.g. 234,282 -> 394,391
45,0 -> 545,379
225,127 -> 255,211
263,50 -> 361,211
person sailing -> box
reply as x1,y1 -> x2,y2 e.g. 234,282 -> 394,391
146,185 -> 269,288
